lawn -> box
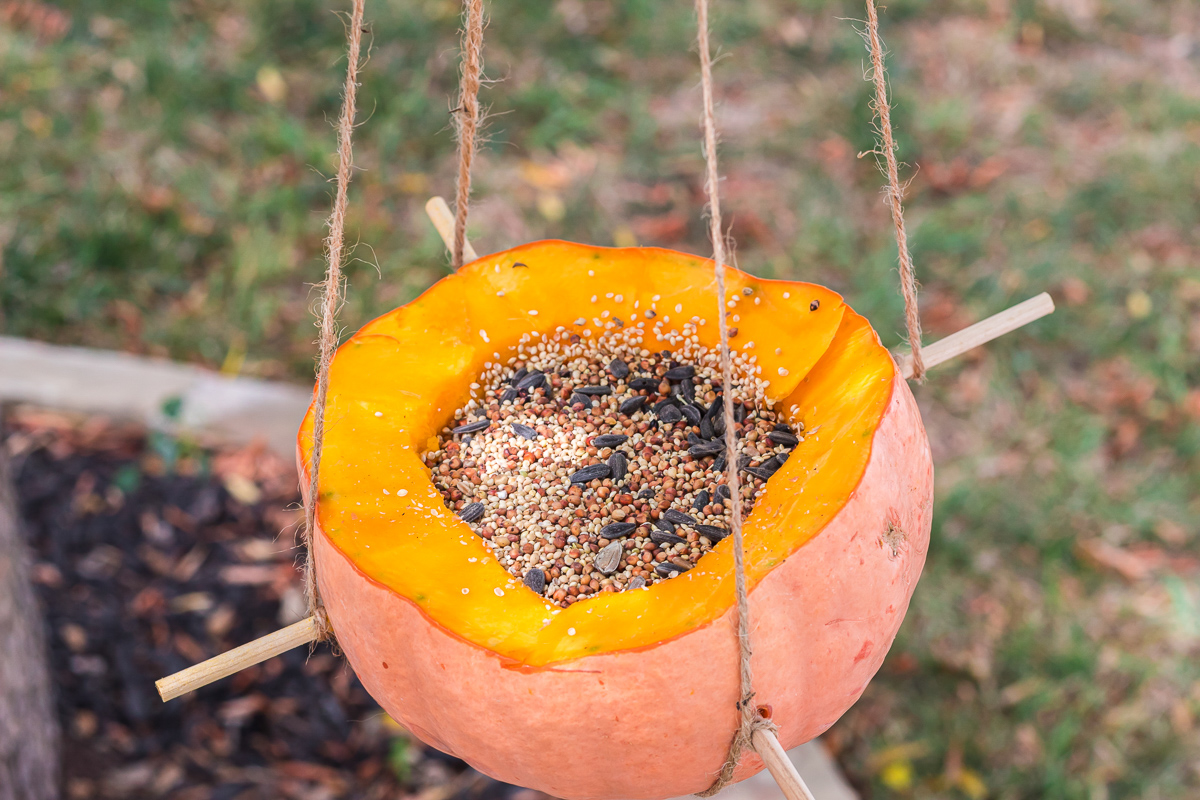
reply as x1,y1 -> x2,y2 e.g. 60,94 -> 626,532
3,0 -> 1199,797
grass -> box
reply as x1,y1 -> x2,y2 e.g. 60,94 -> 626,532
3,0 -> 1199,796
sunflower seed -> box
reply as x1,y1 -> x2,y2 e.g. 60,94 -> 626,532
570,393 -> 591,407
664,365 -> 695,381
681,404 -> 702,425
689,441 -> 724,458
679,378 -> 696,403
619,396 -> 648,415
608,452 -> 628,483
637,488 -> 656,499
570,464 -> 612,483
712,453 -> 726,472
768,430 -> 799,447
693,490 -> 710,510
516,370 -> 546,390
608,358 -> 630,379
500,388 -> 518,404
600,522 -> 637,539
511,423 -> 537,440
523,567 -> 546,594
628,576 -> 647,590
663,509 -> 696,526
687,432 -> 703,446
774,422 -> 794,433
595,541 -> 624,574
696,524 -> 729,542
700,417 -> 715,440
744,466 -> 774,481
453,419 -> 490,435
510,367 -> 528,384
654,561 -> 687,577
592,434 -> 628,448
716,485 -> 731,502
761,455 -> 785,475
628,377 -> 659,391
734,403 -> 747,424
657,404 -> 683,424
458,502 -> 485,523
576,385 -> 612,396
654,518 -> 676,535
651,529 -> 686,546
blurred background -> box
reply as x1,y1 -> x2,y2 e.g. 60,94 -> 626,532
1,0 -> 1198,798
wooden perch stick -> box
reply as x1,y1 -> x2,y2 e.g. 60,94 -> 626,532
155,617 -> 318,702
753,728 -> 817,800
426,196 -> 478,264
898,292 -> 1055,380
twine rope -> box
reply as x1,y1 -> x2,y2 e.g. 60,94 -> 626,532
693,0 -> 776,794
864,0 -> 925,380
303,0 -> 367,640
451,0 -> 485,270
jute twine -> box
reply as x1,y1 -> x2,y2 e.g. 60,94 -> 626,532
451,0 -> 485,270
693,0 -> 777,794
864,0 -> 925,380
302,0 -> 367,641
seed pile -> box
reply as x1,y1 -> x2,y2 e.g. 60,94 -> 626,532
423,322 -> 802,608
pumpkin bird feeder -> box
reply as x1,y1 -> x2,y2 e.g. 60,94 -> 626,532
156,1 -> 1055,799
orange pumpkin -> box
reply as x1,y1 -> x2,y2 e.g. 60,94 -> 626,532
298,241 -> 932,800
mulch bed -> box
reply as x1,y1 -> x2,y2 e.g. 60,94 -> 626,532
5,408 -> 547,800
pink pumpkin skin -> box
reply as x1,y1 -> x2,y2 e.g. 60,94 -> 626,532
311,375 -> 932,800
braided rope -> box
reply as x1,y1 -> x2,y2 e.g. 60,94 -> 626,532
451,0 -> 485,270
302,0 -> 366,640
693,0 -> 776,794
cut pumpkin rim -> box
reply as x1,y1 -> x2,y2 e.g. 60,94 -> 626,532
298,240 -> 896,668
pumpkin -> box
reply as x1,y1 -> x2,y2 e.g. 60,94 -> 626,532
297,241 -> 932,800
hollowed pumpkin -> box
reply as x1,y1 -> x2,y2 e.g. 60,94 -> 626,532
298,241 -> 932,800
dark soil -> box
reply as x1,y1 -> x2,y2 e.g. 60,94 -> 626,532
5,408 -> 546,800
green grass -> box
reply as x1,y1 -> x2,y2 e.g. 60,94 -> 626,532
3,0 -> 1199,796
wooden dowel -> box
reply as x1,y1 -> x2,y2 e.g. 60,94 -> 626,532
156,616 -> 319,702
425,196 -> 478,263
752,728 -> 817,800
898,292 -> 1055,380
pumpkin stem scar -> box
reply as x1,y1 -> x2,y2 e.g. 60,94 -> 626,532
881,520 -> 906,560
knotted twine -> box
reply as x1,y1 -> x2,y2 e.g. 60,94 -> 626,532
864,0 -> 925,381
451,0 -> 485,270
693,0 -> 777,794
303,0 -> 367,641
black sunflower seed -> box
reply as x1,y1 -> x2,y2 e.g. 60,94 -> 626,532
458,502 -> 485,523
500,388 -> 518,404
523,568 -> 546,594
637,488 -> 656,499
696,524 -> 730,542
608,452 -> 628,483
511,423 -> 537,440
663,365 -> 695,381
712,453 -> 726,472
744,466 -> 774,481
761,455 -> 785,475
516,370 -> 545,390
655,561 -> 687,577
774,422 -> 794,433
600,521 -> 637,539
693,490 -> 710,510
713,410 -> 726,436
569,464 -> 612,483
699,417 -> 715,440
651,529 -> 686,546
628,377 -> 659,391
679,378 -> 695,403
768,431 -> 799,447
734,403 -> 747,424
593,434 -> 629,448
777,449 -> 790,464
663,509 -> 696,526
657,404 -> 683,424
619,396 -> 648,415
681,404 -> 702,425
510,367 -> 528,384
576,385 -> 613,396
570,393 -> 591,407
654,518 -> 676,534
716,485 -> 731,502
687,432 -> 703,446
453,419 -> 490,435
608,358 -> 630,379
689,441 -> 724,458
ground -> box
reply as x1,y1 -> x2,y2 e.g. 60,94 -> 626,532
2,0 -> 1199,797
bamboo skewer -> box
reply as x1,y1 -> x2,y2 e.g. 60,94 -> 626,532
753,727 -> 817,800
155,210 -> 1055,709
426,196 -> 478,263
